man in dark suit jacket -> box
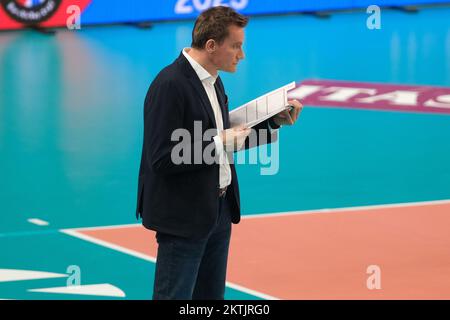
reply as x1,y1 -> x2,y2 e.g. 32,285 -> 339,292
136,6 -> 302,300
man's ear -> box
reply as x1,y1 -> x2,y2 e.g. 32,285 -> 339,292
205,39 -> 216,53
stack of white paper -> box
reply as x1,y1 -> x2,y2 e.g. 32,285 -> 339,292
229,81 -> 296,128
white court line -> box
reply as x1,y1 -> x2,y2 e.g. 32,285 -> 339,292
66,223 -> 139,232
64,198 -> 450,232
225,282 -> 279,300
60,229 -> 156,263
59,228 -> 279,300
243,198 -> 450,219
0,269 -> 67,283
27,218 -> 49,226
28,283 -> 126,298
60,198 -> 450,300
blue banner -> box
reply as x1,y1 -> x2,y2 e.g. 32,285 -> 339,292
81,0 -> 450,25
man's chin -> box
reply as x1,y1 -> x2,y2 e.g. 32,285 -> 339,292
225,65 -> 238,73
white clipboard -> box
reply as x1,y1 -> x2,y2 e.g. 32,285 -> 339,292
229,81 -> 296,128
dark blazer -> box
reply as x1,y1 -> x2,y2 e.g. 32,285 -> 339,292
136,52 -> 276,239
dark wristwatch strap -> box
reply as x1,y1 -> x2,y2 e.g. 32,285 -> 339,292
268,117 -> 281,129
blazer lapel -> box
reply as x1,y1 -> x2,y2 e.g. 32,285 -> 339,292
188,77 -> 217,128
214,82 -> 230,129
177,53 -> 217,128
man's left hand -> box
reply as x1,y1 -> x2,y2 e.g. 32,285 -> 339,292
272,99 -> 303,126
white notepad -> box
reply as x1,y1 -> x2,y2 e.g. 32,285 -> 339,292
229,81 -> 296,128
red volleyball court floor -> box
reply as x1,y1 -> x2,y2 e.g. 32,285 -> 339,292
61,199 -> 450,300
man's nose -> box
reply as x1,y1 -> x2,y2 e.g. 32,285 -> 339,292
239,48 -> 245,60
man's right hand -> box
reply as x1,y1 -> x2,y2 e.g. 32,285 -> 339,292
219,125 -> 251,152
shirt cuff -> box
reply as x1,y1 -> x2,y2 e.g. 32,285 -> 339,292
213,134 -> 227,164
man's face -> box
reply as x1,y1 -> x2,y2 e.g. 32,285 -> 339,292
211,25 -> 245,73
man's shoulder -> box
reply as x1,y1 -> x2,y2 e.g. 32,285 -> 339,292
145,58 -> 188,102
152,57 -> 185,87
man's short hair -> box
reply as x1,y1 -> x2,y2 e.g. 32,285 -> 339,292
191,6 -> 248,49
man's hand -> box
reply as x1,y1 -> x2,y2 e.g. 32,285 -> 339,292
219,125 -> 251,152
272,99 -> 303,126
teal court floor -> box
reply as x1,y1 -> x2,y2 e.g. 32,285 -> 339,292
1,6 -> 450,299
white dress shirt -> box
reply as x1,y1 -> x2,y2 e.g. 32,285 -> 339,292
182,48 -> 232,189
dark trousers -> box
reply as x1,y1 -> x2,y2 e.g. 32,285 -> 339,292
152,193 -> 232,300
